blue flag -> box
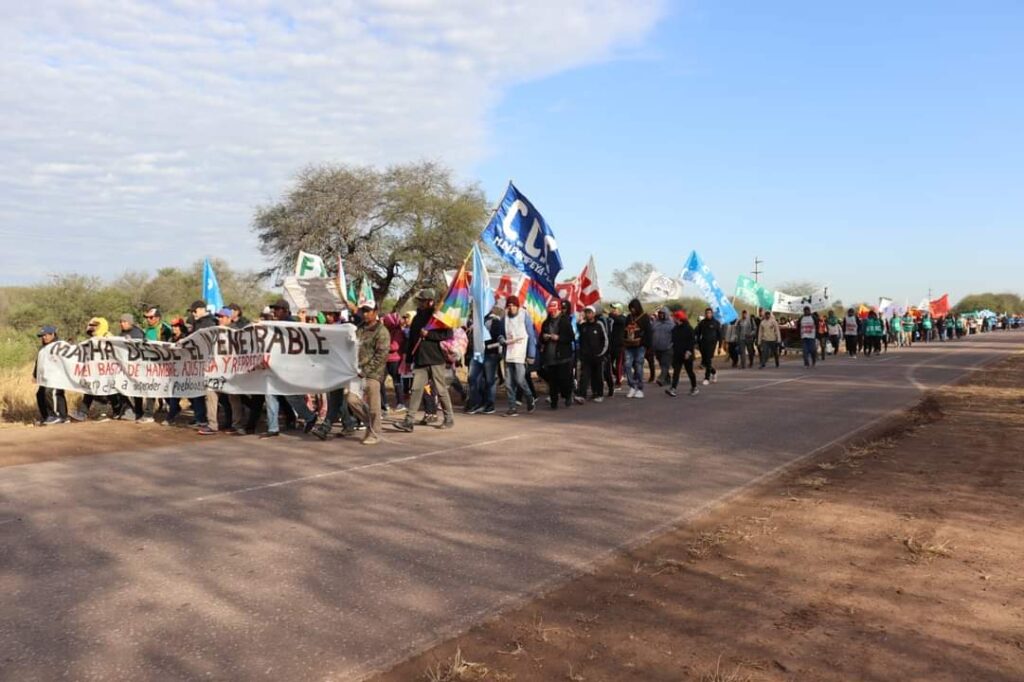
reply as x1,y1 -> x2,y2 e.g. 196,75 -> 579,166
470,243 -> 495,363
681,250 -> 738,324
202,258 -> 224,311
482,182 -> 562,294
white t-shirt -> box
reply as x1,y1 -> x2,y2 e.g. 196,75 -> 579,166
504,312 -> 529,363
799,315 -> 816,339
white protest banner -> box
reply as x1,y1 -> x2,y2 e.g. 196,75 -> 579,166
282,276 -> 346,312
771,287 -> 832,314
36,322 -> 358,399
640,271 -> 684,300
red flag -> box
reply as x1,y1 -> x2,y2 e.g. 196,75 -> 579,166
556,279 -> 580,312
929,294 -> 949,317
577,255 -> 601,309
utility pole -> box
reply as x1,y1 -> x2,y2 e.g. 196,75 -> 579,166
752,257 -> 764,283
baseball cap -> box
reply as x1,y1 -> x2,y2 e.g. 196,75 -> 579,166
506,295 -> 521,307
216,307 -> 233,318
120,313 -> 135,324
416,288 -> 436,301
37,325 -> 57,337
270,298 -> 290,310
673,310 -> 687,321
189,300 -> 207,312
609,303 -> 623,311
583,305 -> 596,313
359,301 -> 377,311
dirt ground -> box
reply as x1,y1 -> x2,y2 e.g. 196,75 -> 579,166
372,354 -> 1024,682
0,419 -> 196,468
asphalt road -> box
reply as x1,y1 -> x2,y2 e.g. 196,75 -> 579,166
1,332 -> 1020,681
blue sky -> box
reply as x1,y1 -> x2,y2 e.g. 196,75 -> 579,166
1,1 -> 1021,306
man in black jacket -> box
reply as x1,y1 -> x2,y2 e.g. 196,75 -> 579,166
540,299 -> 575,409
667,310 -> 699,397
694,308 -> 722,385
603,303 -> 626,395
577,305 -> 608,402
395,289 -> 455,431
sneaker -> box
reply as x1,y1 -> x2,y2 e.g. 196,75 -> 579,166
258,431 -> 279,439
526,400 -> 536,414
197,425 -> 218,436
340,427 -> 356,438
439,418 -> 454,430
393,404 -> 407,412
635,390 -> 645,399
70,410 -> 87,422
711,374 -> 718,384
505,408 -> 519,417
626,387 -> 636,399
119,409 -> 136,421
394,419 -> 414,433
361,435 -> 381,445
232,428 -> 247,436
303,420 -> 318,434
138,416 -> 155,424
42,416 -> 62,425
690,388 -> 700,396
482,406 -> 496,415
655,380 -> 663,387
666,388 -> 677,397
95,414 -> 111,423
702,379 -> 710,386
573,395 -> 585,405
312,423 -> 331,441
593,396 -> 604,403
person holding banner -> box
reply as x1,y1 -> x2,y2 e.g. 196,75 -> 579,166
395,290 -> 455,432
259,299 -> 323,438
33,326 -> 68,425
345,302 -> 389,445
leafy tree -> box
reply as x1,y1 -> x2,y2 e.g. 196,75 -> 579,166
773,280 -> 822,296
252,161 -> 488,308
610,261 -> 655,302
954,292 -> 1022,314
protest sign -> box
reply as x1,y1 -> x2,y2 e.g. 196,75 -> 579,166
36,322 -> 358,398
771,287 -> 831,314
282,276 -> 346,313
295,251 -> 328,278
640,271 -> 684,300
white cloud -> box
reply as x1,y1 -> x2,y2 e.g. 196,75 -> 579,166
0,1 -> 663,281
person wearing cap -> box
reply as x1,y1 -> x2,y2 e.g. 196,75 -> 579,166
622,299 -> 652,399
667,310 -> 699,397
33,325 -> 68,425
539,298 -> 574,409
495,295 -> 536,416
756,310 -> 782,368
394,288 -> 455,432
577,305 -> 608,403
212,307 -> 247,435
603,303 -> 626,395
343,302 -> 390,444
115,314 -> 148,422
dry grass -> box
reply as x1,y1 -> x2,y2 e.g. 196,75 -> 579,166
699,656 -> 753,682
902,536 -> 954,562
0,364 -> 43,424
423,648 -> 489,682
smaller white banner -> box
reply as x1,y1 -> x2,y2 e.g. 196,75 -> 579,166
640,271 -> 684,300
772,287 -> 832,314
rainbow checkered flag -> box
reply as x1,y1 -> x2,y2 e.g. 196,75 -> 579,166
427,255 -> 472,330
518,276 -> 553,334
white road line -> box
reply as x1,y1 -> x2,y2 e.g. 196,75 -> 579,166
741,374 -> 810,392
191,435 -> 524,502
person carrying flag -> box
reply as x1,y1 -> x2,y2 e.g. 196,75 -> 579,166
394,289 -> 455,432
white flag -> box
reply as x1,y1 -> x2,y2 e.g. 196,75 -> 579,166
295,251 -> 328,278
640,271 -> 684,300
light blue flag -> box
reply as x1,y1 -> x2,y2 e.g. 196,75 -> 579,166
202,258 -> 224,311
481,182 -> 563,294
681,251 -> 738,324
470,243 -> 495,362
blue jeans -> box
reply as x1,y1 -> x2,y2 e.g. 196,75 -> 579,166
624,346 -> 646,389
468,356 -> 499,409
265,395 -> 317,433
801,338 -> 817,367
505,362 -> 534,411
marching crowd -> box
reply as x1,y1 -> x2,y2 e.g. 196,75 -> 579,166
32,290 -> 1020,445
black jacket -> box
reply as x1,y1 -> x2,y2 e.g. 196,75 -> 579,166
406,307 -> 451,367
578,319 -> 609,360
671,322 -> 696,361
623,313 -> 652,349
540,314 -> 574,367
694,317 -> 722,350
192,314 -> 217,332
607,314 -> 626,350
121,325 -> 145,340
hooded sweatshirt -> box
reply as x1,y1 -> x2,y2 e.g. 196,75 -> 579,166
650,307 -> 674,352
87,317 -> 113,337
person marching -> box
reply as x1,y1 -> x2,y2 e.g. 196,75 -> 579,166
757,310 -> 782,368
395,289 -> 455,432
798,306 -> 818,368
577,305 -> 609,402
622,299 -> 652,398
345,302 -> 390,445
694,308 -> 722,385
667,310 -> 698,397
496,295 -> 537,417
843,307 -> 861,358
33,325 -> 68,425
863,310 -> 885,357
539,298 -> 575,409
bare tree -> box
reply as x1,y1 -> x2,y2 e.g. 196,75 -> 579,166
611,261 -> 655,302
252,161 -> 488,308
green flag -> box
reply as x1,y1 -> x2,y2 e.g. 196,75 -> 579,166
734,275 -> 774,309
